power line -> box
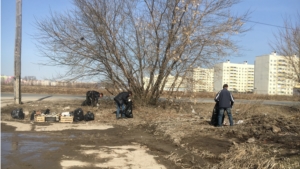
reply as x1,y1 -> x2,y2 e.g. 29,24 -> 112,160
214,13 -> 294,30
241,19 -> 293,30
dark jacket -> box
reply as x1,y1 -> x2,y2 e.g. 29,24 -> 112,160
86,91 -> 100,101
214,88 -> 234,108
114,92 -> 130,105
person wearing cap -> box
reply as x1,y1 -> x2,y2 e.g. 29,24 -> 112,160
214,84 -> 234,127
114,91 -> 132,119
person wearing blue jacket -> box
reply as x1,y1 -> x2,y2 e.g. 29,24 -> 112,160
114,91 -> 132,119
214,84 -> 234,127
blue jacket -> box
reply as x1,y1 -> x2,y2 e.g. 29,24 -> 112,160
214,88 -> 234,108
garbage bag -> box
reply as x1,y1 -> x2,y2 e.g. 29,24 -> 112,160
11,108 -> 25,119
123,101 -> 133,118
210,102 -> 224,126
30,110 -> 36,121
73,108 -> 84,122
84,111 -> 94,121
42,109 -> 50,114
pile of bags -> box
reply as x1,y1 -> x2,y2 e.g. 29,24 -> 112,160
68,108 -> 94,122
11,108 -> 95,122
11,108 -> 25,119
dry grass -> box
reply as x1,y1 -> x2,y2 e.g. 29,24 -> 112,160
218,143 -> 300,169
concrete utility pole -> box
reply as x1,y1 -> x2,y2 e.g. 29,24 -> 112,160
14,0 -> 22,104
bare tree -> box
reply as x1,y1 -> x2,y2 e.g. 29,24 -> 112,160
35,0 -> 249,104
270,13 -> 300,83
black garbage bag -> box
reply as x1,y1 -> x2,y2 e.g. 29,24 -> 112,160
210,102 -> 224,126
84,111 -> 94,121
42,109 -> 50,114
30,110 -> 36,121
11,108 -> 25,119
73,108 -> 84,122
123,101 -> 133,118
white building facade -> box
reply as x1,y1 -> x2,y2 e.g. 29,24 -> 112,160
213,60 -> 254,92
187,67 -> 214,92
254,52 -> 298,95
143,75 -> 186,91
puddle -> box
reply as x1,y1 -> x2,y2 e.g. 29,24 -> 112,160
1,132 -> 63,167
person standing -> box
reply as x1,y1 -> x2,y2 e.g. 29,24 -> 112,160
114,91 -> 132,119
214,84 -> 234,126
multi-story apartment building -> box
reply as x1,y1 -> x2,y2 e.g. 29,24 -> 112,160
143,75 -> 186,91
213,60 -> 254,92
254,52 -> 298,95
163,75 -> 186,91
187,67 -> 214,92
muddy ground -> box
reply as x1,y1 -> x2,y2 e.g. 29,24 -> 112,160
1,86 -> 300,169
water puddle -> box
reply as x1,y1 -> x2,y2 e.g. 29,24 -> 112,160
1,132 -> 63,167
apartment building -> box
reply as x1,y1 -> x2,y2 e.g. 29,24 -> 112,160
187,67 -> 214,92
143,75 -> 186,91
254,52 -> 298,95
213,60 -> 254,92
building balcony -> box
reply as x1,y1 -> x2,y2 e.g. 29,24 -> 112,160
278,60 -> 287,63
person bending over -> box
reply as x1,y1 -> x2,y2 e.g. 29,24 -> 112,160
114,91 -> 132,119
83,90 -> 103,107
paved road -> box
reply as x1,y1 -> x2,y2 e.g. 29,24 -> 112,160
1,92 -> 299,107
1,93 -> 87,107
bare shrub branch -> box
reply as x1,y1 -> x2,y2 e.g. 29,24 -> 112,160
270,13 -> 300,83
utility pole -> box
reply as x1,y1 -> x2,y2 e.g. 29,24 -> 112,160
14,0 -> 22,104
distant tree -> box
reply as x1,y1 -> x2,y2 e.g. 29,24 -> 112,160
270,13 -> 300,83
35,0 -> 249,104
23,76 -> 37,81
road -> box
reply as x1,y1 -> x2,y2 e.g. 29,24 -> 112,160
1,92 -> 299,107
1,93 -> 86,107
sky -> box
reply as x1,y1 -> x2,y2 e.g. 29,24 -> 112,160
1,0 -> 300,80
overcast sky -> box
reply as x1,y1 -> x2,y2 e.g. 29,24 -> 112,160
1,0 -> 299,80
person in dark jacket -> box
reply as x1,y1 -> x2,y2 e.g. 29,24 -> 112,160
214,84 -> 234,126
114,91 -> 132,119
82,91 -> 103,107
